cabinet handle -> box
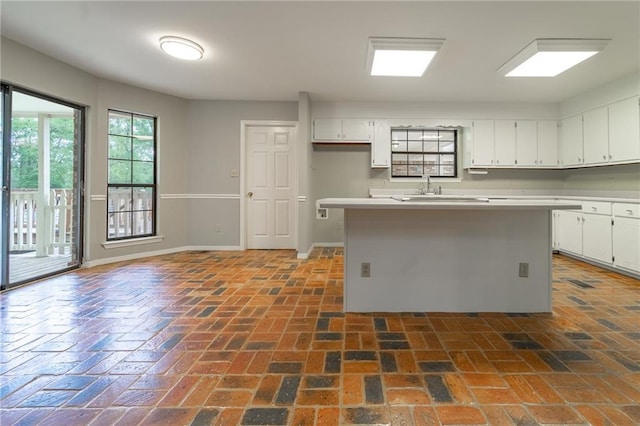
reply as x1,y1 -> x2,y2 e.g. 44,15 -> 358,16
578,157 -> 582,162
577,216 -> 580,222
582,217 -> 586,222
603,154 -> 607,160
609,154 -> 613,160
628,209 -> 634,215
592,207 -> 597,212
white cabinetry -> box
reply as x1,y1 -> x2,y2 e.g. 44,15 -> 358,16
583,106 -> 609,165
560,115 -> 583,167
371,121 -> 391,168
470,120 -> 494,167
612,203 -> 640,273
514,120 -> 559,168
556,209 -> 583,255
494,120 -> 516,166
582,201 -> 612,264
537,120 -> 559,167
313,118 -> 371,142
609,96 -> 640,162
515,120 -> 538,167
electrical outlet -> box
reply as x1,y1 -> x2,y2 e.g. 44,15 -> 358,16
230,169 -> 240,177
519,262 -> 529,277
316,208 -> 328,220
215,224 -> 222,233
361,262 -> 370,278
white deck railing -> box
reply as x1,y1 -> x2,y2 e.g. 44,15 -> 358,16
10,189 -> 72,254
107,188 -> 153,238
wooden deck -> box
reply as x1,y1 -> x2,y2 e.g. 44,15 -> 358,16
9,251 -> 74,284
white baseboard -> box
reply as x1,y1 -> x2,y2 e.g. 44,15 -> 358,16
84,243 -> 340,268
297,242 -> 344,259
83,245 -> 243,268
83,246 -> 188,268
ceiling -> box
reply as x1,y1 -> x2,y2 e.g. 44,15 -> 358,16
1,1 -> 638,104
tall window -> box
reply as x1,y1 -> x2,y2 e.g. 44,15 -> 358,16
391,128 -> 457,178
107,110 -> 156,240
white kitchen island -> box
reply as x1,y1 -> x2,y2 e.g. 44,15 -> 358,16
318,197 -> 581,313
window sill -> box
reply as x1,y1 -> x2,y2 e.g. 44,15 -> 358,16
102,235 -> 164,250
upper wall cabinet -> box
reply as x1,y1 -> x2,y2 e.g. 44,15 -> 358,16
609,96 -> 640,162
583,106 -> 609,165
536,120 -> 559,167
560,114 -> 584,167
371,121 -> 391,168
465,119 -> 558,169
494,120 -> 516,166
469,120 -> 495,167
560,96 -> 640,167
313,118 -> 372,143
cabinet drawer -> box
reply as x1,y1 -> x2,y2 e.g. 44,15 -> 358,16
558,200 -> 582,211
613,203 -> 640,218
582,201 -> 611,215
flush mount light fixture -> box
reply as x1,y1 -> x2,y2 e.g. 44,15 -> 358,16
366,37 -> 445,77
498,38 -> 609,77
159,36 -> 204,60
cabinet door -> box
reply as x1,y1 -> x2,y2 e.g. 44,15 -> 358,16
371,121 -> 390,168
583,106 -> 609,165
560,115 -> 583,167
556,211 -> 583,255
471,120 -> 494,166
516,120 -> 538,167
609,96 -> 640,162
613,217 -> 640,272
341,119 -> 371,142
313,118 -> 342,141
494,120 -> 516,166
537,120 -> 559,167
582,213 -> 612,264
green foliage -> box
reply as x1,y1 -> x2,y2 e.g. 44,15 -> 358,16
10,117 -> 76,189
108,111 -> 155,185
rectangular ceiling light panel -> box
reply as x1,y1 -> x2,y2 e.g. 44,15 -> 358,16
499,39 -> 609,77
367,37 -> 445,77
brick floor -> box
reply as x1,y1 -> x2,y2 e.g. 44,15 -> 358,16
1,248 -> 639,425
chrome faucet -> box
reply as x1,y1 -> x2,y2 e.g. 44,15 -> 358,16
419,176 -> 432,195
419,176 -> 442,195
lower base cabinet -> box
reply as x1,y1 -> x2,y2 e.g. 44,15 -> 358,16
554,200 -> 640,276
613,216 -> 640,273
556,210 -> 583,256
582,213 -> 613,264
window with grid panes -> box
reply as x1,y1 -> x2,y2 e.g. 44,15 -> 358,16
391,128 -> 457,178
107,110 -> 156,240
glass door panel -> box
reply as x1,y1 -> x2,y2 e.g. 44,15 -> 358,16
6,90 -> 83,286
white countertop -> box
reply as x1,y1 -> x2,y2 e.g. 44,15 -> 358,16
318,197 -> 581,210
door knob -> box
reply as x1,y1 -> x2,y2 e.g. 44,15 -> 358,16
247,192 -> 253,198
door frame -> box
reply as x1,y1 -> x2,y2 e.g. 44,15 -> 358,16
0,82 -> 85,290
240,120 -> 298,250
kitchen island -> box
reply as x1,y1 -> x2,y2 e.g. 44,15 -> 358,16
318,197 -> 580,313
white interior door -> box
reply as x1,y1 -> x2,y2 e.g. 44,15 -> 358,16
246,125 -> 296,249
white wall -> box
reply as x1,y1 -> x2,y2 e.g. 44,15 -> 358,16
1,37 -> 190,264
185,100 -> 297,247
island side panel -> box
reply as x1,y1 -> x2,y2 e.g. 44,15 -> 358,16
343,208 -> 551,313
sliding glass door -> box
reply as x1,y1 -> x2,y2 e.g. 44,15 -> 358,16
0,84 -> 84,290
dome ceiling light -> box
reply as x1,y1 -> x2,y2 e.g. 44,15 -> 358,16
159,36 -> 204,61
